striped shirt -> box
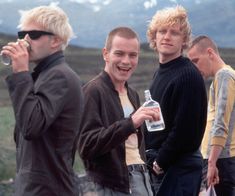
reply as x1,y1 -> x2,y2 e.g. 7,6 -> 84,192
201,65 -> 235,159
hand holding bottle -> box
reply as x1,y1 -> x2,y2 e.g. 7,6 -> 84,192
143,90 -> 165,131
131,105 -> 160,129
0,39 -> 30,72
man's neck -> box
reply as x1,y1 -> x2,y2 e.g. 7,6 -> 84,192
115,84 -> 127,94
213,57 -> 226,76
159,53 -> 181,64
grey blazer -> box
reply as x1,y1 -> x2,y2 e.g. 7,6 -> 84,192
6,51 -> 83,196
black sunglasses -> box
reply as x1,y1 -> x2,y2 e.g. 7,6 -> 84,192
18,30 -> 54,40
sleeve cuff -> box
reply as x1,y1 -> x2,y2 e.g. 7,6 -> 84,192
211,136 -> 226,148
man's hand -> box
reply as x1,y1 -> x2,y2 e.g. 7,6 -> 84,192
131,106 -> 160,128
153,161 -> 164,175
1,39 -> 29,73
207,145 -> 222,187
207,160 -> 219,186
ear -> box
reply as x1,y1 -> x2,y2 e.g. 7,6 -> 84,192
50,36 -> 63,49
102,48 -> 109,62
207,48 -> 215,59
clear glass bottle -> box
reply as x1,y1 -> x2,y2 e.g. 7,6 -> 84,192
0,53 -> 12,65
143,90 -> 165,131
0,40 -> 30,66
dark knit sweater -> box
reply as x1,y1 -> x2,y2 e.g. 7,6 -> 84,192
145,56 -> 207,170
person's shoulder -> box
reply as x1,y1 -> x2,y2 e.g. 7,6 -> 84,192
181,56 -> 196,68
127,85 -> 139,97
82,74 -> 105,95
178,57 -> 202,76
217,65 -> 235,80
127,84 -> 137,93
46,62 -> 71,75
48,64 -> 83,87
173,57 -> 204,87
173,56 -> 195,71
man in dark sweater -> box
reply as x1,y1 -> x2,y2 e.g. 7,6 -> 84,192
145,5 -> 208,196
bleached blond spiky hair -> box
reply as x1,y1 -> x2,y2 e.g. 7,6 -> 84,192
18,5 -> 74,50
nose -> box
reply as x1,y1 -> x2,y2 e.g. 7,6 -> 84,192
22,34 -> 31,43
24,34 -> 29,39
122,54 -> 131,65
164,31 -> 171,39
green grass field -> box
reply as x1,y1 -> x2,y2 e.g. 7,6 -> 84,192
0,106 -> 15,181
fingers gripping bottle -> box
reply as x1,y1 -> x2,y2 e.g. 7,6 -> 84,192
0,40 -> 30,66
143,90 -> 165,131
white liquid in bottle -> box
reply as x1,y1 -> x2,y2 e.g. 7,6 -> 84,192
143,90 -> 165,131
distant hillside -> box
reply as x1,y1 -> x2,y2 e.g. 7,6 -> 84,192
1,33 -> 235,106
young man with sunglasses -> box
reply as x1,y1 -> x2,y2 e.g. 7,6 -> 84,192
1,5 -> 83,196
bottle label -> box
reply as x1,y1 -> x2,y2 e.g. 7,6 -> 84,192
143,90 -> 165,132
144,106 -> 165,131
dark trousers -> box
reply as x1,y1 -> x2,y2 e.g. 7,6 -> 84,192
147,150 -> 203,196
201,157 -> 235,196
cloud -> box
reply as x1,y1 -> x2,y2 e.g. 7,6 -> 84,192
0,0 -> 13,3
103,0 -> 112,5
144,0 -> 157,10
89,0 -> 98,3
93,5 -> 101,12
69,0 -> 103,4
49,1 -> 60,6
68,0 -> 112,12
195,0 -> 201,4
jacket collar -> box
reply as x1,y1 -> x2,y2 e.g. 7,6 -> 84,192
32,51 -> 65,81
100,70 -> 129,93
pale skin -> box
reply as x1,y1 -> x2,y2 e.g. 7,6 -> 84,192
1,40 -> 29,73
207,146 -> 221,186
187,45 -> 224,80
1,22 -> 62,73
103,35 -> 160,129
155,23 -> 186,64
188,44 -> 226,188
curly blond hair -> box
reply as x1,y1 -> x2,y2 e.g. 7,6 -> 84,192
147,5 -> 191,52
